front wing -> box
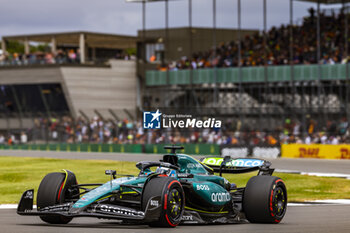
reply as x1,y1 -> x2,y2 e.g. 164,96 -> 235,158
18,189 -> 244,225
17,189 -> 162,223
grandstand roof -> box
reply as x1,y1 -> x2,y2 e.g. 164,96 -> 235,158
128,0 -> 350,3
3,31 -> 137,49
126,0 -> 177,2
296,0 -> 350,4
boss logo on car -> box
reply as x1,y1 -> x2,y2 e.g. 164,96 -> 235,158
196,184 -> 210,191
150,200 -> 159,207
211,192 -> 231,202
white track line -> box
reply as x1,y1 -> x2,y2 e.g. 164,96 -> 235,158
0,204 -> 36,209
288,203 -> 315,206
287,200 -> 350,206
309,199 -> 350,204
0,204 -> 17,209
300,172 -> 350,179
275,169 -> 350,179
275,169 -> 302,174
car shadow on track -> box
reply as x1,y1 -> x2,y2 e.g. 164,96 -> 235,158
18,223 -> 150,230
17,220 -> 251,230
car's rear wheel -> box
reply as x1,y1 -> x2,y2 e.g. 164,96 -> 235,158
243,176 -> 287,223
142,176 -> 185,227
37,172 -> 77,224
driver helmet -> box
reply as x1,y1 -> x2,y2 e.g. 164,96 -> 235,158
155,166 -> 171,175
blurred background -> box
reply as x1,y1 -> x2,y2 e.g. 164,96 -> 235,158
1,0 -> 350,158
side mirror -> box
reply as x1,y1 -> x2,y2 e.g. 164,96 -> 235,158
105,170 -> 116,179
105,170 -> 117,189
219,156 -> 231,177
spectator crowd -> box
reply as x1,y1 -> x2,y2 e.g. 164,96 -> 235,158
0,115 -> 350,146
0,49 -> 83,66
164,8 -> 350,71
1,8 -> 350,146
0,49 -> 133,66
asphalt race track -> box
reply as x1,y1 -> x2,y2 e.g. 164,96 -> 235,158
1,150 -> 350,232
1,205 -> 350,233
1,149 -> 350,174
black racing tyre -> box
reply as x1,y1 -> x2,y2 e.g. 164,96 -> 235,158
37,172 -> 74,224
142,177 -> 185,228
243,176 -> 287,224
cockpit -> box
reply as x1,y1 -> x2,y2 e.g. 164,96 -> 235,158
136,146 -> 214,177
163,154 -> 211,174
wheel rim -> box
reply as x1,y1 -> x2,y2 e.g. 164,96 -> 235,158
167,188 -> 182,221
273,187 -> 287,218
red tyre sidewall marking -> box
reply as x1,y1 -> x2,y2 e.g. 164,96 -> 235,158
57,181 -> 65,202
270,179 -> 285,219
269,190 -> 274,217
165,214 -> 177,227
167,180 -> 180,189
275,179 -> 284,185
164,194 -> 168,210
164,180 -> 181,227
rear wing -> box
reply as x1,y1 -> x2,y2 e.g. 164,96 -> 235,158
199,156 -> 274,176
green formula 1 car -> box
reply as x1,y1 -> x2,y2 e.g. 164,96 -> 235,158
17,145 -> 287,227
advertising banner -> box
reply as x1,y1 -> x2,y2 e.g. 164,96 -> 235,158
220,145 -> 280,159
252,147 -> 280,159
221,146 -> 249,158
281,144 -> 350,159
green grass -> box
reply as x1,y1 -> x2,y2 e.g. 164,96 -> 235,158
0,156 -> 349,203
225,173 -> 350,202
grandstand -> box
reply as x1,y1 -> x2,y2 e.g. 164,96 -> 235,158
0,31 -> 138,131
134,0 -> 350,137
136,27 -> 257,93
1,0 -> 350,146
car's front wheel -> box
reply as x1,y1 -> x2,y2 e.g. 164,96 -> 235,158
142,176 -> 185,227
37,172 -> 77,224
